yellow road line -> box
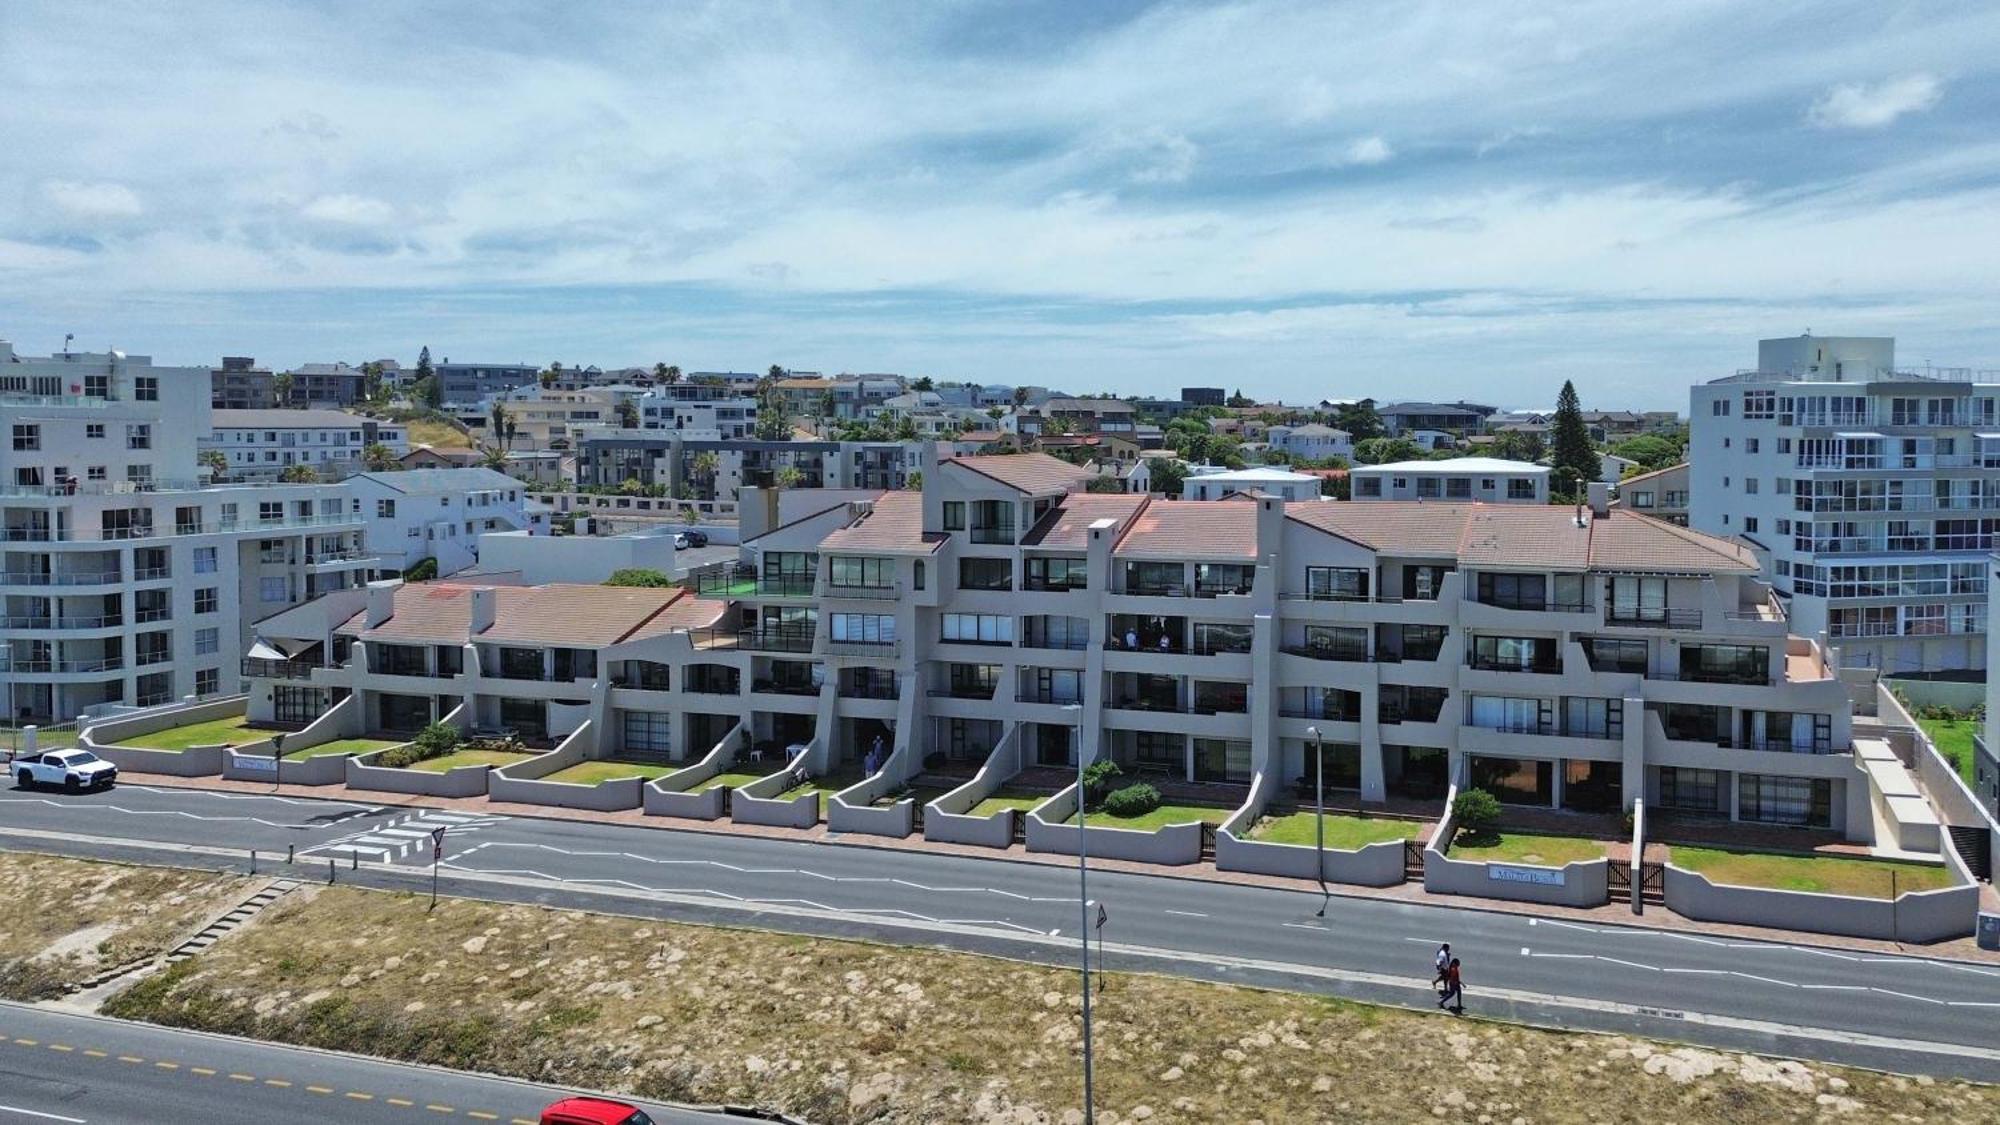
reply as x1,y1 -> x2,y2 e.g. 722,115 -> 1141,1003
345,1091 -> 375,1101
47,1044 -> 73,1053
426,1104 -> 455,1114
228,1073 -> 256,1082
83,1049 -> 108,1058
388,1097 -> 416,1107
191,1066 -> 217,1076
306,1084 -> 335,1095
264,1078 -> 292,1088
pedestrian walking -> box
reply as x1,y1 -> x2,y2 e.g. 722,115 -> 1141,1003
1438,957 -> 1463,1014
1431,942 -> 1451,989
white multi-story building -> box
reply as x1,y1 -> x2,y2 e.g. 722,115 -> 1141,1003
203,409 -> 407,480
1690,334 -> 1998,674
1265,423 -> 1353,463
251,451 -> 1887,841
344,469 -> 544,578
1181,466 -> 1324,502
636,395 -> 759,440
0,341 -> 535,722
1350,458 -> 1549,503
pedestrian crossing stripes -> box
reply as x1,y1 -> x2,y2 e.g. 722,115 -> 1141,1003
301,809 -> 502,864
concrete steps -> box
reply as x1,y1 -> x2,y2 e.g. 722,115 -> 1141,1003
164,879 -> 301,965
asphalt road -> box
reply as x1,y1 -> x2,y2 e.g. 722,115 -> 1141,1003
0,1003 -> 720,1124
5,780 -> 2000,1083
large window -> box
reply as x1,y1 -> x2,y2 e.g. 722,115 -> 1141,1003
1123,561 -> 1184,595
830,613 -> 896,644
1657,767 -> 1723,814
1562,697 -> 1623,739
1468,695 -> 1550,734
1581,636 -> 1647,674
623,711 -> 671,754
1475,572 -> 1546,610
828,555 -> 894,589
1679,644 -> 1767,685
1468,635 -> 1558,671
946,663 -> 999,698
1193,622 -> 1253,654
1133,732 -> 1183,770
941,613 -> 1012,645
1607,576 -> 1667,622
1739,774 -> 1832,827
1468,756 -> 1553,805
959,557 -> 1012,591
1193,738 -> 1251,783
1194,563 -> 1253,596
1304,566 -> 1369,601
1025,555 -> 1087,591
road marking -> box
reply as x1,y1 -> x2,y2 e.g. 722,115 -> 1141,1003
306,1084 -> 334,1095
1520,946 -> 1530,956
388,1097 -> 415,1107
467,1113 -> 498,1121
153,1060 -> 178,1070
264,1078 -> 291,1088
190,1066 -> 216,1076
117,1055 -> 142,1064
1163,909 -> 1208,918
0,1102 -> 87,1123
45,1044 -> 71,1052
81,1050 -> 105,1058
11,1039 -> 36,1046
345,1091 -> 374,1100
228,1073 -> 256,1082
426,1103 -> 455,1113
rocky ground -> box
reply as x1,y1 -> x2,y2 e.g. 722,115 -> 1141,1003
0,853 -> 246,1000
87,870 -> 1994,1124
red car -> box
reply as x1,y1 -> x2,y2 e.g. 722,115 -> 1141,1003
540,1096 -> 655,1125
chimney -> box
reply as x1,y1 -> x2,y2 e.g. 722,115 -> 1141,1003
469,587 -> 497,634
364,579 -> 401,627
1586,481 -> 1611,519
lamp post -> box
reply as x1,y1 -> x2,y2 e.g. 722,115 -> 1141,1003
269,731 -> 285,794
1065,703 -> 1094,1124
1307,724 -> 1326,912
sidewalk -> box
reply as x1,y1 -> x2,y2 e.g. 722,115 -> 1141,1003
129,771 -> 2000,962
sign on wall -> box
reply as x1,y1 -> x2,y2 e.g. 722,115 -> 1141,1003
1488,863 -> 1565,887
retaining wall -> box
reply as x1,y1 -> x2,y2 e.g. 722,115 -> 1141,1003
222,695 -> 361,784
79,696 -> 249,777
828,776 -> 914,838
1662,862 -> 1976,943
731,754 -> 823,829
92,743 -> 229,778
923,726 -> 1023,848
643,722 -> 743,820
1025,784 -> 1204,866
487,723 -> 644,812
1423,848 -> 1610,907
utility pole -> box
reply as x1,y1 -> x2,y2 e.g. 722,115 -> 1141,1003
1308,725 -> 1326,914
1068,706 -> 1095,1124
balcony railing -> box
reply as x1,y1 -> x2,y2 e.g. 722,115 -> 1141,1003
1107,638 -> 1187,655
0,571 -> 123,587
0,513 -> 359,543
1022,578 -> 1087,593
1378,705 -> 1447,725
1474,599 -> 1590,614
1022,636 -> 1090,651
374,660 -> 441,678
1192,583 -> 1253,599
0,614 -> 122,630
825,638 -> 901,658
241,657 -> 320,680
1279,707 -> 1363,722
135,649 -> 173,666
134,608 -> 171,624
1018,690 -> 1084,706
1110,696 -> 1185,713
6,657 -> 125,674
1659,668 -> 1770,687
692,626 -> 816,653
751,679 -> 820,697
968,526 -> 1015,545
931,685 -> 998,700
1605,607 -> 1703,630
1191,638 -> 1253,656
839,681 -> 899,700
1282,642 -> 1374,663
824,583 -> 900,600
1466,656 -> 1563,674
132,567 -> 172,581
1467,719 -> 1557,737
1121,583 -> 1190,598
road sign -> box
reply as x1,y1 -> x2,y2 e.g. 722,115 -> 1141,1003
1094,901 -> 1108,930
431,826 -> 446,860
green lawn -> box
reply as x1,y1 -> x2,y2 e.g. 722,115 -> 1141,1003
403,749 -> 539,773
1450,831 -> 1605,866
1670,846 -> 1955,899
1072,804 -> 1233,832
1916,716 -> 1980,788
875,784 -> 953,810
544,760 -> 682,785
776,774 -> 867,810
694,769 -> 774,793
1251,812 -> 1424,850
114,715 -> 283,751
286,737 -> 402,760
967,788 -> 1056,818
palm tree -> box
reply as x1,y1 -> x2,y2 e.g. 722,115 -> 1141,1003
199,449 -> 228,480
690,451 -> 721,498
1012,386 -> 1029,408
361,443 -> 399,472
273,372 -> 295,407
490,401 -> 512,450
481,447 -> 509,471
615,399 -> 640,429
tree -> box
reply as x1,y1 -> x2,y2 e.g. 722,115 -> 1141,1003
1012,386 -> 1029,408
490,401 -> 512,449
774,466 -> 804,490
414,375 -> 443,410
986,406 -> 1004,422
1208,435 -> 1247,470
617,476 -> 648,496
911,376 -> 935,392
1490,429 -> 1545,463
1451,788 -> 1503,845
361,443 -> 400,472
272,371 -> 295,407
816,388 -> 837,420
894,415 -> 919,441
413,346 -> 433,395
1086,475 -> 1126,494
1333,399 -> 1384,442
541,361 -> 563,389
1226,388 -> 1254,407
198,449 -> 228,479
767,364 -> 785,381
404,557 -> 439,582
1549,380 -> 1597,502
481,446 -> 509,470
1320,472 -> 1350,500
605,568 -> 674,588
903,471 -> 923,491
1610,433 -> 1682,472
615,399 -> 640,429
1354,436 -> 1421,464
1147,457 -> 1189,497
690,451 -> 721,496
278,463 -> 319,483
361,361 -> 385,402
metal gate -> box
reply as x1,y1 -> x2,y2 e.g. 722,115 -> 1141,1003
1199,823 -> 1218,862
1403,840 -> 1426,877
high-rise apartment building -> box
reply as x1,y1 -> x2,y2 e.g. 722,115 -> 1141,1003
1690,335 -> 1997,674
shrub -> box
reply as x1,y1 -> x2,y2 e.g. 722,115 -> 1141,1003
1451,788 -> 1502,845
1081,759 -> 1123,808
605,568 -> 673,588
403,557 -> 438,582
1102,782 -> 1161,818
377,722 -> 460,769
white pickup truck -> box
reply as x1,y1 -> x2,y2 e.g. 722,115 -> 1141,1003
12,747 -> 119,791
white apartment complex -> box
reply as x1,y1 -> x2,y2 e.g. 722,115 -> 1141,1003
1690,335 -> 1997,673
2,341 -> 536,722
251,452 -> 1878,839
1350,457 -> 1550,503
203,409 -> 407,480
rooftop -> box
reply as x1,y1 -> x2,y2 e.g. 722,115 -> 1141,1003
818,491 -> 946,554
945,452 -> 1093,495
1115,500 -> 1259,560
1285,502 -> 1757,573
355,467 -> 520,494
336,582 -> 718,646
1020,493 -> 1149,549
212,409 -> 386,430
1353,457 -> 1549,475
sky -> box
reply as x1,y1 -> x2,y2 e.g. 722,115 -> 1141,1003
3,1 -> 1999,410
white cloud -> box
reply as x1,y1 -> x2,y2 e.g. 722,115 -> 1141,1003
1808,73 -> 1942,129
40,180 -> 143,218
1337,135 -> 1394,166
1126,131 -> 1199,184
301,194 -> 397,225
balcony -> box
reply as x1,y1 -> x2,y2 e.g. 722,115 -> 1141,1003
751,679 -> 820,697
824,638 -> 901,659
1281,641 -> 1375,663
1604,607 -> 1702,630
1466,718 -> 1557,737
968,525 -> 1015,545
1466,656 -> 1563,675
1656,668 -> 1771,688
1110,696 -> 1186,713
693,626 -> 816,653
132,567 -> 171,582
5,657 -> 124,674
0,614 -> 121,630
1278,706 -> 1363,722
374,659 -> 441,678
1474,598 -> 1590,614
0,571 -> 122,587
134,608 -> 172,624
1022,636 -> 1090,651
931,684 -> 998,701
241,657 -> 320,680
839,680 -> 898,700
1017,689 -> 1083,706
824,583 -> 900,601
1022,577 -> 1086,593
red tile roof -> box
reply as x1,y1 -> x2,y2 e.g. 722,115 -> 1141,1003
944,452 -> 1092,495
1021,493 -> 1150,549
1115,500 -> 1259,559
337,583 -> 716,646
817,491 -> 946,554
1285,502 -> 1756,573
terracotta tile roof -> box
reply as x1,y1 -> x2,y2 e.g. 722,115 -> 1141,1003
1284,501 -> 1756,573
625,594 -> 731,641
337,583 -> 709,646
945,452 -> 1092,495
1021,493 -> 1150,549
1115,500 -> 1259,559
1610,461 -> 1687,487
818,491 -> 946,554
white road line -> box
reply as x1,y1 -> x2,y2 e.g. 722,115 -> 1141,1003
372,829 -> 431,839
1163,909 -> 1208,918
0,1102 -> 87,1123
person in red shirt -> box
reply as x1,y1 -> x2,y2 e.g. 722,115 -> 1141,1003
1437,957 -> 1463,1013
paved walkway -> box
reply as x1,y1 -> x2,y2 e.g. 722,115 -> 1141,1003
127,770 -> 2000,962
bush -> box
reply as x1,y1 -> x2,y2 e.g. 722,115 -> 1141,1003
1451,788 -> 1502,844
1102,783 -> 1162,818
376,722 -> 460,769
605,568 -> 673,588
1081,759 -> 1123,807
403,558 -> 438,582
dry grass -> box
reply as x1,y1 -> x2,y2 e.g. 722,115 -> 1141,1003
1670,846 -> 1956,898
404,748 -> 539,773
0,853 -> 245,1000
104,878 -> 2000,1124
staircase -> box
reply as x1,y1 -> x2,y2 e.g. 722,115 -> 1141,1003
164,879 -> 302,966
1947,825 -> 1992,881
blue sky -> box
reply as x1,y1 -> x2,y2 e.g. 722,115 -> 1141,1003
3,1 -> 1998,409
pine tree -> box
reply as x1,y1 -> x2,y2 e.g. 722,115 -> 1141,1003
1549,380 -> 1597,503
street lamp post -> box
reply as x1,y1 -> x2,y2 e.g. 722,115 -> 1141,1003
1307,725 -> 1326,912
1066,705 -> 1094,1124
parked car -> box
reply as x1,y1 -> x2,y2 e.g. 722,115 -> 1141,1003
13,748 -> 118,792
540,1097 -> 654,1125
672,529 -> 709,549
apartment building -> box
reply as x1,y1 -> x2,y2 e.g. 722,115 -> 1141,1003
572,434 -> 923,500
1690,334 -> 1998,674
435,361 -> 539,407
203,410 -> 407,480
1017,398 -> 1139,438
636,393 -> 760,440
1612,463 -> 1689,526
282,362 -> 369,407
1350,458 -> 1549,503
211,356 -> 278,410
1378,401 -> 1495,435
1265,423 -> 1353,463
251,451 -> 1875,841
